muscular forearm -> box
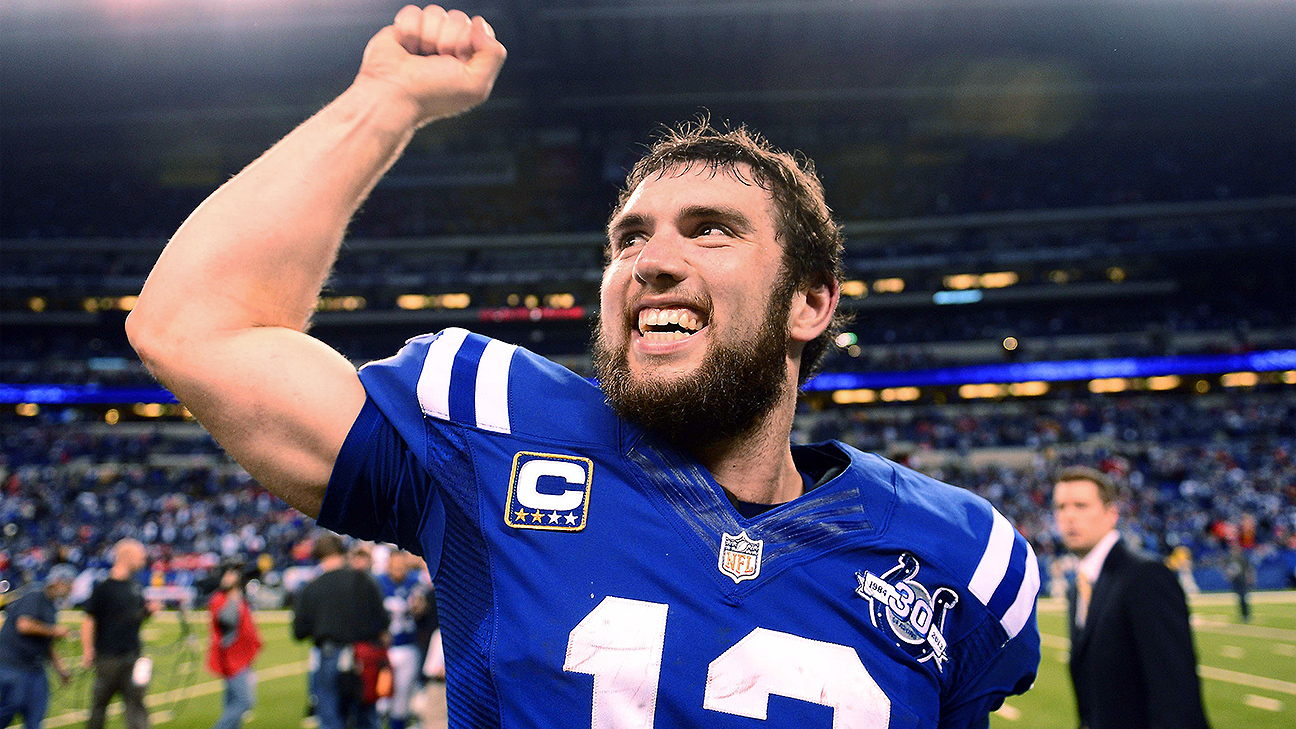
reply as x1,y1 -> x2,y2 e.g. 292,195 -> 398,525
128,80 -> 419,355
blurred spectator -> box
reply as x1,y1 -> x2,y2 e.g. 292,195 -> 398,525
206,564 -> 262,729
0,564 -> 75,729
82,539 -> 157,729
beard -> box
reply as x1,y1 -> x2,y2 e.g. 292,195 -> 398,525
593,277 -> 795,449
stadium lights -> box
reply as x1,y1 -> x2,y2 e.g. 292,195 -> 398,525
1220,371 -> 1259,388
1048,270 -> 1070,284
1008,381 -> 1049,397
1089,378 -> 1129,394
979,272 -> 1019,289
933,290 -> 983,305
835,332 -> 859,348
831,388 -> 876,404
1146,375 -> 1181,391
544,293 -> 576,309
872,278 -> 905,293
1284,371 -> 1296,384
880,387 -> 920,402
960,383 -> 1006,399
1002,336 -> 1019,351
395,293 -> 470,310
316,296 -> 366,311
944,273 -> 979,290
105,409 -> 120,425
80,296 -> 138,312
15,403 -> 39,417
841,280 -> 868,298
28,297 -> 45,312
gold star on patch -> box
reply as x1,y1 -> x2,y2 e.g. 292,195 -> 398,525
513,508 -> 527,522
530,511 -> 544,523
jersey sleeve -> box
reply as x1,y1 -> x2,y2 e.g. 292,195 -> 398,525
881,459 -> 1042,727
319,328 -> 619,571
942,508 -> 1042,727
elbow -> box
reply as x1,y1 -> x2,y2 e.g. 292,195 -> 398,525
125,306 -> 178,377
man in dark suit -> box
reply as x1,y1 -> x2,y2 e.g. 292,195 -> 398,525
1052,466 -> 1210,729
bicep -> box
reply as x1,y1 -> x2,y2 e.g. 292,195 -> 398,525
148,326 -> 365,518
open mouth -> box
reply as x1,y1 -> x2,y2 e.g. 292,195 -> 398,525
636,307 -> 707,342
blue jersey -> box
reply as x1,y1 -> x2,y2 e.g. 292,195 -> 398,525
320,328 -> 1041,729
377,572 -> 423,647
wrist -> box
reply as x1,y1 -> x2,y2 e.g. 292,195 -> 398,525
341,77 -> 426,136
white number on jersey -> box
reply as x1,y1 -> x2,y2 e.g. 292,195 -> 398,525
565,596 -> 892,728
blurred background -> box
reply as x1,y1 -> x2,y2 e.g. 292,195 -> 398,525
1,0 -> 1294,726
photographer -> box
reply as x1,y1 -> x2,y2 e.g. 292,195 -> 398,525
205,564 -> 262,729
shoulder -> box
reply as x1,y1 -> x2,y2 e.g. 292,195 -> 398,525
850,449 -> 1040,640
1111,542 -> 1180,590
357,328 -> 622,448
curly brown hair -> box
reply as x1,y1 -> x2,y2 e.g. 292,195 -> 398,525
611,118 -> 847,385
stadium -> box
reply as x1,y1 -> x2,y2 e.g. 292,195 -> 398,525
1,1 -> 1293,728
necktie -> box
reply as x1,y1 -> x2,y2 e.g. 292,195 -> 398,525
1076,572 -> 1092,629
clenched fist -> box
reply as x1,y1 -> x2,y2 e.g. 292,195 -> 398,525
355,5 -> 507,128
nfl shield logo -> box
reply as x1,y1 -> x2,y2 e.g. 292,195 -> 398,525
718,531 -> 764,583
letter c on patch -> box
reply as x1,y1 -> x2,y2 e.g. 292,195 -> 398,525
516,459 -> 587,511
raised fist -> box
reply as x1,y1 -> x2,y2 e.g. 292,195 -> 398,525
356,5 -> 507,127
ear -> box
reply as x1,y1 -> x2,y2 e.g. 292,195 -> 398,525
789,279 -> 840,344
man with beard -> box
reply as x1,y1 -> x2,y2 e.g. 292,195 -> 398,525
127,5 -> 1040,727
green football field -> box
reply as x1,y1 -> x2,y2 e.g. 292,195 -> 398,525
38,591 -> 1295,728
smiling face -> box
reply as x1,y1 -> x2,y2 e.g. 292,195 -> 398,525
594,163 -> 800,446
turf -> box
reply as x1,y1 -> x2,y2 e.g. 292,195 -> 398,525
37,591 -> 1295,728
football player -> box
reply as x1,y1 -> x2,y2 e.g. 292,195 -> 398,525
128,6 -> 1041,727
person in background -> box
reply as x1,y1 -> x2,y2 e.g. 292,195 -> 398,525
1226,543 -> 1255,623
292,534 -> 388,729
206,564 -> 262,729
348,544 -> 375,575
375,552 -> 421,729
1053,466 -> 1210,729
82,539 -> 158,729
0,565 -> 76,729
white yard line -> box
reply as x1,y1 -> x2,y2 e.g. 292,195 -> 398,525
1191,618 -> 1296,642
44,660 -> 309,728
1040,633 -> 1296,695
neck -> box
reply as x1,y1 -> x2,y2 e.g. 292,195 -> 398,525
110,565 -> 132,580
692,383 -> 802,505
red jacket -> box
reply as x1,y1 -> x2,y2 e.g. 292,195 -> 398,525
206,591 -> 262,678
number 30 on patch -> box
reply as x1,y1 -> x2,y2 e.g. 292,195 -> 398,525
504,451 -> 593,532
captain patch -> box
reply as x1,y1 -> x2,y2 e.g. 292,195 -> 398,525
505,452 -> 592,532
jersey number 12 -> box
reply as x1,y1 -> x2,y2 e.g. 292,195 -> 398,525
564,596 -> 892,728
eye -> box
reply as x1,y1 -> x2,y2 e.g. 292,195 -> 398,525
612,231 -> 647,254
695,223 -> 733,238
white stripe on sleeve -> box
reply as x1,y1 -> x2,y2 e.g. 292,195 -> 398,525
474,339 -> 517,434
969,508 -> 1014,606
1000,540 -> 1040,639
416,328 -> 470,422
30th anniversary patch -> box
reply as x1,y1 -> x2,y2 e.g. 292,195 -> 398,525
855,552 -> 959,671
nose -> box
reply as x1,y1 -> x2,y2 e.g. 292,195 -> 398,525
632,230 -> 690,288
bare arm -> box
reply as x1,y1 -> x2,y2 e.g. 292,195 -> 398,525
80,615 -> 95,668
126,6 -> 506,517
15,615 -> 68,639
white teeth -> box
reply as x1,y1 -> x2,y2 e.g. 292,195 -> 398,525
637,307 -> 706,336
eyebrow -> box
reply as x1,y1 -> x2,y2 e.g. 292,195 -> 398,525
607,204 -> 758,245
